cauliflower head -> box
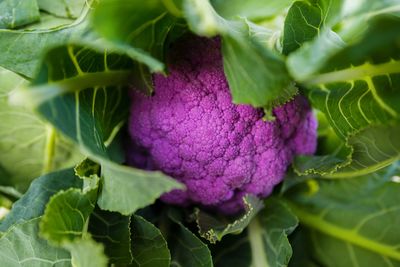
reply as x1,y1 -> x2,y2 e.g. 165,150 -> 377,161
128,36 -> 317,213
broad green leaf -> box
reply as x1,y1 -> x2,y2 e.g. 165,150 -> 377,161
288,12 -> 400,83
246,198 -> 298,267
285,0 -> 400,79
285,164 -> 400,265
221,33 -> 297,112
0,218 -> 71,267
303,228 -> 400,267
23,13 -> 75,30
307,124 -> 400,178
288,228 -> 320,267
0,20 -> 87,78
0,168 -> 82,232
195,195 -> 264,243
259,198 -> 298,267
130,215 -> 170,267
282,0 -> 398,55
40,187 -> 97,244
293,151 -> 352,177
92,0 -> 184,62
37,0 -> 87,19
65,237 -> 108,267
0,0 -> 40,29
0,67 -> 82,190
287,28 -> 345,80
330,124 -> 400,177
0,7 -> 163,79
211,0 -> 294,21
168,209 -> 213,267
183,0 -> 296,111
211,232 -> 251,267
89,207 -> 132,264
333,0 -> 400,41
289,14 -> 400,176
18,44 -> 182,215
39,185 -> 107,267
201,198 -> 298,267
91,0 -> 186,93
282,1 -> 323,55
293,122 -> 400,177
99,163 -> 183,215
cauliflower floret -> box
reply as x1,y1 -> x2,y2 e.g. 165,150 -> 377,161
128,36 -> 317,213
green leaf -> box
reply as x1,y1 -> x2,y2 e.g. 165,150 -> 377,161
0,67 -> 82,190
0,168 -> 82,232
282,0 -> 399,56
293,152 -> 351,177
195,195 -> 264,243
0,167 -> 85,267
65,237 -> 108,267
168,209 -> 213,267
221,33 -> 297,111
246,197 -> 298,267
0,6 -> 163,79
282,1 -> 323,55
23,13 -> 75,30
92,0 -> 184,62
183,0 -> 296,110
285,164 -> 400,265
130,215 -> 170,267
39,182 -> 107,267
40,187 -> 97,244
0,0 -> 40,29
329,124 -> 400,178
288,13 -> 400,85
302,227 -> 400,267
0,218 -> 71,267
37,0 -> 87,19
211,232 -> 251,267
17,44 -> 182,215
211,0 -> 294,21
89,207 -> 132,264
0,20 -> 86,78
99,163 -> 183,215
288,228 -> 320,267
288,14 -> 400,176
91,0 -> 187,93
261,198 -> 299,266
206,198 -> 299,267
293,122 -> 400,178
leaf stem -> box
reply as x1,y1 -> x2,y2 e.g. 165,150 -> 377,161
162,0 -> 183,17
10,70 -> 133,108
287,201 -> 400,261
43,124 -> 56,174
304,60 -> 400,85
248,217 -> 270,267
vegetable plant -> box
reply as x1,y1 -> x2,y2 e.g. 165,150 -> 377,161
0,0 -> 399,266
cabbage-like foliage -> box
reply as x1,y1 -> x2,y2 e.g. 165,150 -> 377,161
0,0 -> 399,266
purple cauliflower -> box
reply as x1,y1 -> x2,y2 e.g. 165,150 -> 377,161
128,36 -> 317,214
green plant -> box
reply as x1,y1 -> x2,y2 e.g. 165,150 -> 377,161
0,0 -> 399,266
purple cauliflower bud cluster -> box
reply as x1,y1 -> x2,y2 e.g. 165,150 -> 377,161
127,36 -> 317,214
